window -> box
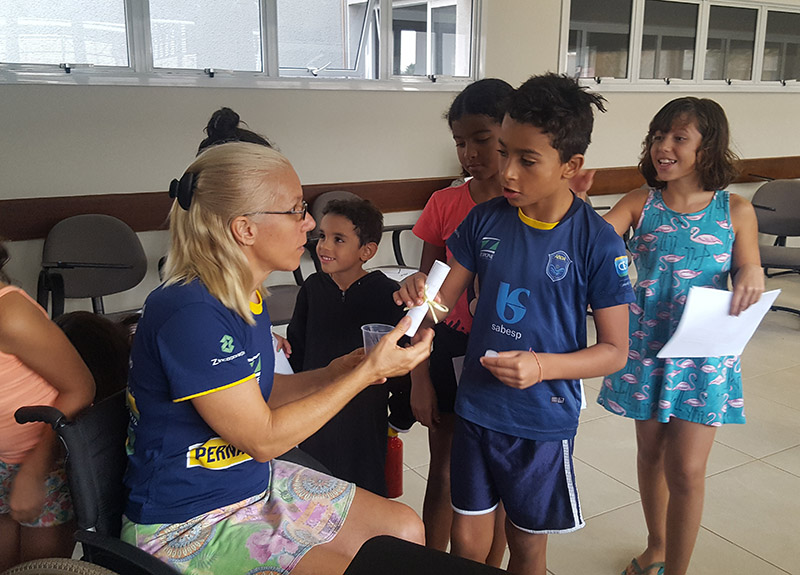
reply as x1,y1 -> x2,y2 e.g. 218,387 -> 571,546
762,10 -> 800,82
640,0 -> 697,80
149,0 -> 262,71
0,0 -> 479,87
567,0 -> 632,79
705,5 -> 757,81
0,0 -> 128,68
392,0 -> 473,77
562,0 -> 800,91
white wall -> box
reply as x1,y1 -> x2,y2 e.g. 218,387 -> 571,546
2,0 -> 799,312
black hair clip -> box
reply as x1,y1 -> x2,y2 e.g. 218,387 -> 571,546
168,172 -> 197,210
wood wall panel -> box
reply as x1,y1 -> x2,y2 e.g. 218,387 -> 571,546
2,157 -> 797,242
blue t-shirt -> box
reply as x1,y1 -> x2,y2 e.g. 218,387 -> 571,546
448,196 -> 634,441
124,280 -> 274,524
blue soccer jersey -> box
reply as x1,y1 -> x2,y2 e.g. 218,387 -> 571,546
448,196 -> 633,441
124,280 -> 274,524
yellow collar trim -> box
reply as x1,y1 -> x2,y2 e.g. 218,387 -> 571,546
518,208 -> 558,230
250,291 -> 263,315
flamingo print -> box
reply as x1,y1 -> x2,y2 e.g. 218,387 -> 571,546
658,399 -> 672,410
606,400 -> 627,415
665,373 -> 697,391
633,385 -> 650,401
658,254 -> 685,271
673,269 -> 703,287
713,253 -> 730,263
683,391 -> 708,407
689,226 -> 723,246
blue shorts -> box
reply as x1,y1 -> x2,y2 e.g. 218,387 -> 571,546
450,417 -> 584,534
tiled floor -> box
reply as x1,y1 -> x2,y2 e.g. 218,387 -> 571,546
395,274 -> 800,574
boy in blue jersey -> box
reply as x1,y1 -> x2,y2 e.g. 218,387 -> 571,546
395,73 -> 634,575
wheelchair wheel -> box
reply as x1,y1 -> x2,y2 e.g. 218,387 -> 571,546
1,558 -> 118,575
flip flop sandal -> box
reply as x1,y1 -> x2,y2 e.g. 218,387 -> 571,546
623,558 -> 666,575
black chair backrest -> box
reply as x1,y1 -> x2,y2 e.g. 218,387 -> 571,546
752,179 -> 800,237
60,390 -> 130,537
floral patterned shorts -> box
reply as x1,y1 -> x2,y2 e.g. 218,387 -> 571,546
0,459 -> 74,527
121,459 -> 355,575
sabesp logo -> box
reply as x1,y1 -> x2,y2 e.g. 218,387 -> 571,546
496,282 -> 529,324
220,335 -> 234,353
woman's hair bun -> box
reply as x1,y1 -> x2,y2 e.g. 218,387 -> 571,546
207,107 -> 241,139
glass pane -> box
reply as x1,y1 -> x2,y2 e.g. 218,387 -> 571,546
393,0 -> 472,77
277,0 -> 367,71
705,5 -> 756,81
762,11 -> 800,82
393,3 -> 427,75
568,0 -> 632,79
640,0 -> 696,80
0,0 -> 128,66
149,0 -> 262,71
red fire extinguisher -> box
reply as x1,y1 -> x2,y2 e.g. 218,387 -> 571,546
385,427 -> 403,498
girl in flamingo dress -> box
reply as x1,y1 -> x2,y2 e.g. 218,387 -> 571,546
598,97 -> 763,575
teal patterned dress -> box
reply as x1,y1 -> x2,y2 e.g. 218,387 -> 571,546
598,189 -> 745,426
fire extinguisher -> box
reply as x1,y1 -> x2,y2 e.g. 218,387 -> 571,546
385,427 -> 403,498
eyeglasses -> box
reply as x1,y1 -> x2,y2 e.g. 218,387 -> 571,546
244,200 -> 308,221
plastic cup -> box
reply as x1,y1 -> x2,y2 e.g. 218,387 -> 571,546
361,323 -> 394,353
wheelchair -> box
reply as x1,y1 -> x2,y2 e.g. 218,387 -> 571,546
6,390 -> 506,575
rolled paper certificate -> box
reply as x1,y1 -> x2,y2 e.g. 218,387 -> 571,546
404,259 -> 451,337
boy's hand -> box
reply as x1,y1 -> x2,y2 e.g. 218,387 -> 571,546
273,332 -> 292,357
730,263 -> 765,316
393,272 -> 431,309
410,365 -> 440,428
480,351 -> 543,390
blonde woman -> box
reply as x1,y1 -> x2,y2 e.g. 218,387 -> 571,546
121,143 -> 433,575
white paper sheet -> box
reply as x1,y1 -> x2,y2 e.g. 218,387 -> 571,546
272,334 -> 294,375
656,287 -> 780,358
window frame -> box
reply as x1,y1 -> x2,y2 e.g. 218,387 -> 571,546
0,0 -> 483,91
559,0 -> 800,92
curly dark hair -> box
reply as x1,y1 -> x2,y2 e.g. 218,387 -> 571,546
505,73 -> 606,163
322,198 -> 384,246
639,97 -> 739,191
445,78 -> 514,127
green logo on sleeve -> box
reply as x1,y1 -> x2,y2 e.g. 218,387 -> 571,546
220,335 -> 235,353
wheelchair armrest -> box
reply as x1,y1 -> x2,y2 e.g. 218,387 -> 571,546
15,405 -> 67,429
76,530 -> 181,575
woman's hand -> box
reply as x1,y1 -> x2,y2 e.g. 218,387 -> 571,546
479,350 -> 542,390
410,364 -> 440,428
328,347 -> 366,380
360,317 -> 434,385
730,263 -> 765,316
8,464 -> 47,524
393,272 -> 431,309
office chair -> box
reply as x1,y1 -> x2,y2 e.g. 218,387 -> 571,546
37,215 -> 147,319
752,179 -> 800,316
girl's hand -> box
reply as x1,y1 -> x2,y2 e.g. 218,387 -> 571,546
480,350 -> 543,390
393,272 -> 431,309
730,263 -> 765,316
410,366 -> 440,428
8,465 -> 47,524
361,318 -> 434,384
273,332 -> 291,357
